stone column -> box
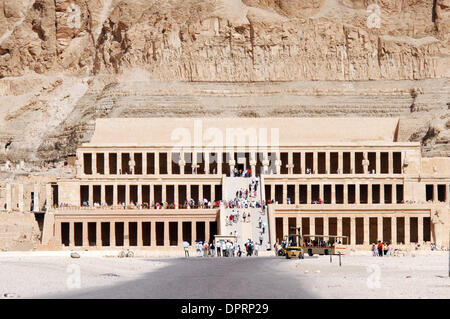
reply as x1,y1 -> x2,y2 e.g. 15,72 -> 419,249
143,152 -> 148,175
355,182 -> 360,204
137,184 -> 142,206
205,221 -> 210,243
331,184 -> 336,204
82,222 -> 88,247
33,184 -> 39,212
167,152 -> 172,175
125,184 -> 130,205
377,216 -> 383,242
338,152 -> 343,174
217,152 -> 223,175
323,216 -> 329,236
418,216 -> 423,243
124,221 -> 129,247
150,184 -> 154,205
117,153 -> 122,174
150,221 -> 156,246
287,152 -> 293,175
186,184 -> 191,202
282,217 -> 289,238
404,216 -> 410,244
343,183 -> 348,204
391,215 -> 397,244
192,221 -> 197,243
70,222 -> 75,247
337,216 -> 342,237
211,185 -> 215,203
325,152 -> 330,174
178,221 -> 183,246
363,216 -> 369,245
105,153 -> 109,175
312,152 -> 317,174
392,184 -> 397,204
162,184 -> 167,203
56,222 -> 62,246
137,221 -> 143,247
113,183 -> 118,205
350,216 -> 356,245
319,183 -> 324,202
174,185 -> 179,208
294,184 -> 299,205
92,152 -> 97,175
110,222 -> 116,247
350,152 -> 355,174
101,184 -> 106,205
307,184 -> 311,204
18,183 -> 24,212
367,183 -> 372,204
45,184 -> 52,211
96,222 -> 101,247
310,216 -> 316,237
270,184 -> 275,202
388,152 -> 394,174
282,183 -> 287,204
198,184 -> 203,202
380,183 -> 385,204
88,184 -> 94,206
301,152 -> 306,174
433,184 -> 438,202
154,152 -> 160,175
376,152 -> 380,175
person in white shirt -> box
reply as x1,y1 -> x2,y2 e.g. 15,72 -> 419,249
254,244 -> 259,256
216,241 -> 222,257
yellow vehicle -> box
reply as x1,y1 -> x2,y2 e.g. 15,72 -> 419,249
281,227 -> 305,259
302,235 -> 349,256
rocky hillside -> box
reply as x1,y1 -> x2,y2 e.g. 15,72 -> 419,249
0,0 -> 449,164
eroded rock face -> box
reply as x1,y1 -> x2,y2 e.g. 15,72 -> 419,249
0,0 -> 448,164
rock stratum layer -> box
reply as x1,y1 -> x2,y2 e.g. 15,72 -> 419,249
0,0 -> 449,164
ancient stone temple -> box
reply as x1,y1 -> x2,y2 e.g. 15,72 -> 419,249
31,117 -> 450,250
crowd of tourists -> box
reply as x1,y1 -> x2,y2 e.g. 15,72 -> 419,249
185,239 -> 261,258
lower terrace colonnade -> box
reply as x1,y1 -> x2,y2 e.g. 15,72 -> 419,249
54,213 -> 218,248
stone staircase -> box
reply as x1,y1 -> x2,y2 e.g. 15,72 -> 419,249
220,176 -> 270,251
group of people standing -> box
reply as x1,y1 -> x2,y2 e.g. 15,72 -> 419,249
372,241 -> 391,256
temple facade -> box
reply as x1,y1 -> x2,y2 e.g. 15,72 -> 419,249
12,117 -> 449,250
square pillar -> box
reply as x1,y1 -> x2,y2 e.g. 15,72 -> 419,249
392,184 -> 397,204
33,184 -> 39,212
88,184 -> 93,206
110,222 -> 116,247
96,222 -> 101,247
404,216 -> 410,244
391,215 -> 397,244
205,221 -> 210,243
18,184 -> 24,212
191,221 -> 197,243
355,183 -> 360,204
125,184 -> 130,205
137,221 -> 143,247
154,152 -> 160,175
323,216 -> 329,236
310,216 -> 316,236
331,184 -> 336,204
343,183 -> 348,204
143,153 -> 148,175
301,152 -> 306,174
367,183 -> 372,204
350,216 -> 356,245
294,184 -> 299,204
178,221 -> 183,246
167,152 -> 172,175
150,221 -> 156,246
101,184 -> 106,205
312,152 -> 317,174
319,183 -> 324,202
376,152 -> 380,175
418,216 -> 423,243
124,221 -> 129,247
82,222 -> 88,247
198,184 -> 203,202
162,184 -> 167,203
69,222 -> 75,247
377,216 -> 383,242
150,184 -> 154,205
283,183 -> 287,203
270,184 -> 275,202
433,184 -> 438,202
137,184 -> 142,206
363,216 -> 369,245
113,183 -> 118,205
388,152 -> 393,174
350,152 -> 355,174
174,185 -> 179,208
105,153 -> 109,175
380,183 -> 385,204
338,152 -> 343,174
337,216 -> 342,237
307,184 -> 311,204
92,153 -> 97,175
325,152 -> 330,174
287,152 -> 293,175
117,153 -> 122,174
282,217 -> 289,238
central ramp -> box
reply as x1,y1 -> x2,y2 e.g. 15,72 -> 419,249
219,176 -> 270,251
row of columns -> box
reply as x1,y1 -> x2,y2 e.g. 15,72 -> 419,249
81,183 -> 221,207
279,215 -> 427,245
268,183 -> 402,204
58,220 -> 212,247
81,150 -> 403,176
1,183 -> 51,212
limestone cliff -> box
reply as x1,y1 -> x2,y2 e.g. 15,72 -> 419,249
0,0 -> 449,164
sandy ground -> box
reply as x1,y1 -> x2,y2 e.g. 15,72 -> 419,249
0,251 -> 448,299
281,251 -> 450,299
0,253 -> 166,298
